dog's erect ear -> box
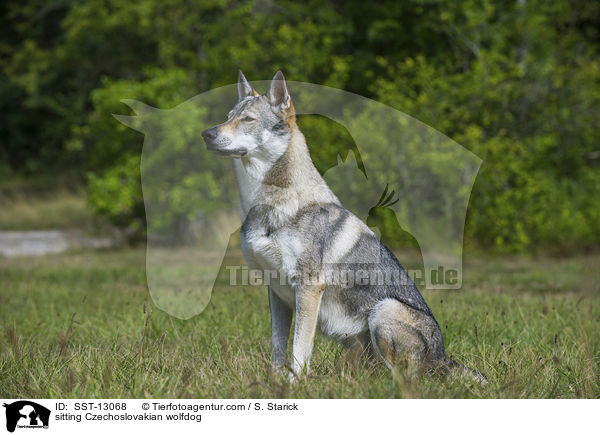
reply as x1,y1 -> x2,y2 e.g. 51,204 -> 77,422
267,70 -> 291,111
237,70 -> 258,101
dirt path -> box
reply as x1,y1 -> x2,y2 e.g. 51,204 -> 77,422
0,230 -> 117,257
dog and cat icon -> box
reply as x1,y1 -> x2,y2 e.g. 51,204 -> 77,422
3,401 -> 50,432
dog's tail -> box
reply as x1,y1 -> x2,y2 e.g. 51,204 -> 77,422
442,358 -> 488,385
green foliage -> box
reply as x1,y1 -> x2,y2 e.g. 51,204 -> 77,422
79,68 -> 195,234
2,0 -> 599,252
87,154 -> 143,233
369,1 -> 600,252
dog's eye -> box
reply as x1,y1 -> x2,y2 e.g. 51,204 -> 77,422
242,116 -> 256,123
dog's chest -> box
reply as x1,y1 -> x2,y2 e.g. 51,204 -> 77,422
241,213 -> 304,278
241,225 -> 301,308
241,226 -> 281,271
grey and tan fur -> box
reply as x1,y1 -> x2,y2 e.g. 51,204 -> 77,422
202,70 -> 486,383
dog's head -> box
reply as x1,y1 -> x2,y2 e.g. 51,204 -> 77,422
202,70 -> 295,159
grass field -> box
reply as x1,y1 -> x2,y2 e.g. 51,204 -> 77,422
0,247 -> 598,398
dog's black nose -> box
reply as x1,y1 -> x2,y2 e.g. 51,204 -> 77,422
202,127 -> 217,142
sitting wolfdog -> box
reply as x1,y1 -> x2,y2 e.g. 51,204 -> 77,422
202,70 -> 485,383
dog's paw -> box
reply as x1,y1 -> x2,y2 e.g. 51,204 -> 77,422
270,364 -> 289,378
287,371 -> 299,384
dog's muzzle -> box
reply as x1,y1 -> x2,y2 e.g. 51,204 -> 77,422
202,128 -> 246,157
202,127 -> 218,144
202,127 -> 226,152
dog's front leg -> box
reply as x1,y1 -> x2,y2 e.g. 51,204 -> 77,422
290,282 -> 326,379
269,287 -> 293,373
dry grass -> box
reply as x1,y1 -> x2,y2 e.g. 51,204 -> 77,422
0,190 -> 94,230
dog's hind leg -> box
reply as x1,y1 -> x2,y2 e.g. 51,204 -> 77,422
368,298 -> 446,375
368,299 -> 488,383
342,332 -> 375,369
345,332 -> 375,356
